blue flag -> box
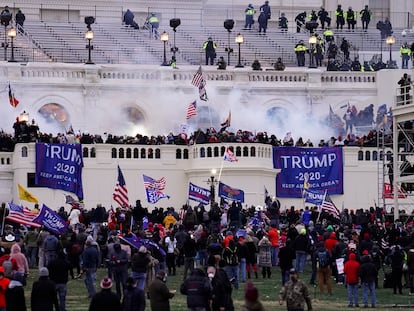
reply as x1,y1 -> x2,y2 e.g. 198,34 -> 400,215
35,143 -> 84,199
33,204 -> 68,235
218,182 -> 245,202
188,182 -> 211,205
304,189 -> 324,206
143,174 -> 170,204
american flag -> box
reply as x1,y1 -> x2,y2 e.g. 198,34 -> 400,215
223,147 -> 238,162
6,202 -> 41,227
186,101 -> 197,120
143,174 -> 166,191
113,165 -> 129,208
321,192 -> 340,218
191,66 -> 206,88
8,83 -> 19,108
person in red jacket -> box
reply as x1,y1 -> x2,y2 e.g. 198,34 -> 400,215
344,252 -> 360,307
268,225 -> 279,266
0,266 -> 11,311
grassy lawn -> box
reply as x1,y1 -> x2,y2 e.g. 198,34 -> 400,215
23,265 -> 414,311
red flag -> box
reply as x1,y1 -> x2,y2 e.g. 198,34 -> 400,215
8,83 -> 19,108
186,101 -> 197,120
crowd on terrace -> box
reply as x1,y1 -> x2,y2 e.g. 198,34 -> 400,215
0,116 -> 382,152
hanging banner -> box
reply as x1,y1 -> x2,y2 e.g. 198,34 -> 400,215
218,182 -> 245,202
273,147 -> 343,198
35,143 -> 84,199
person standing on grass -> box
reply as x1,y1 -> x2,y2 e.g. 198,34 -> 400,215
121,277 -> 145,311
359,251 -> 377,308
5,272 -> 26,311
81,239 -> 100,298
31,267 -> 59,311
279,268 -> 313,311
89,277 -> 121,311
48,251 -> 71,311
344,252 -> 360,307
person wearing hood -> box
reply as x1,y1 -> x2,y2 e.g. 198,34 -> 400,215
6,272 -> 26,311
31,267 -> 59,311
242,281 -> 265,311
359,251 -> 377,308
180,268 -> 211,311
344,252 -> 360,307
10,243 -> 29,285
258,236 -> 272,279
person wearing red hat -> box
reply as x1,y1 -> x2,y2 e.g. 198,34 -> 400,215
89,277 -> 120,311
243,281 -> 265,311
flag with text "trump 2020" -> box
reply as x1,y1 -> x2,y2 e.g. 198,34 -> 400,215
35,143 -> 84,200
273,147 -> 343,198
188,182 -> 211,205
218,182 -> 245,202
33,204 -> 68,235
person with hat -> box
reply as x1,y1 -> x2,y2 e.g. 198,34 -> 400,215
89,277 -> 121,311
279,268 -> 313,311
149,270 -> 175,311
31,267 -> 59,311
202,37 -> 217,66
5,271 -> 26,311
244,4 -> 255,30
0,267 -> 10,311
121,277 -> 145,311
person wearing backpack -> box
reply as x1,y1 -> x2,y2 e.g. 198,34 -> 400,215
43,233 -> 60,267
223,239 -> 240,289
315,242 -> 332,295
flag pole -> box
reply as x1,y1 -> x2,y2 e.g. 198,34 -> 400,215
0,203 -> 7,236
316,190 -> 327,223
217,159 -> 225,183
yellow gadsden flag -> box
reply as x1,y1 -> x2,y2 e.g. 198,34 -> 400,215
18,183 -> 39,203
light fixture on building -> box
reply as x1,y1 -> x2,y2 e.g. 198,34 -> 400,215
19,110 -> 29,122
235,33 -> 244,68
160,31 -> 169,66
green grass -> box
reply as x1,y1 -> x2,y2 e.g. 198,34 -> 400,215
23,265 -> 414,311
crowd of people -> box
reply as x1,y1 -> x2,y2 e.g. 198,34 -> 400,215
0,197 -> 414,310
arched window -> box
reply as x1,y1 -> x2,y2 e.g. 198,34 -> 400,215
21,146 -> 28,157
176,149 -> 182,159
140,148 -> 146,159
183,149 -> 189,159
200,147 -> 205,158
372,151 -> 378,161
236,146 -> 241,157
250,147 -> 256,157
358,150 -> 363,161
83,147 -> 89,158
126,148 -> 132,159
207,147 -> 212,157
148,148 -> 154,159
365,151 -> 370,161
243,146 -> 249,157
90,147 -> 96,158
214,147 -> 219,157
119,148 -> 125,159
133,148 -> 139,158
112,148 -> 117,158
155,148 -> 161,159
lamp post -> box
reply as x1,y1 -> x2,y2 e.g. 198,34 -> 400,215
386,35 -> 395,68
7,27 -> 16,62
224,19 -> 234,65
308,35 -> 317,68
160,31 -> 169,66
85,30 -> 94,64
206,169 -> 218,205
19,110 -> 29,122
235,33 -> 244,68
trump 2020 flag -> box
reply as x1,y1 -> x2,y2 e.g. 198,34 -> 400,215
304,189 -> 324,206
188,182 -> 211,205
143,174 -> 170,204
35,143 -> 84,200
218,182 -> 244,202
33,204 -> 68,235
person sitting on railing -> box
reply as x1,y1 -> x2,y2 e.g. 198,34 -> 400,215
15,9 -> 25,30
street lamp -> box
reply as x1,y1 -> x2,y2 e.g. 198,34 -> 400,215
308,35 -> 317,68
224,19 -> 234,65
235,33 -> 244,68
386,35 -> 395,68
85,30 -> 94,64
7,27 -> 16,62
160,31 -> 169,66
206,169 -> 218,205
